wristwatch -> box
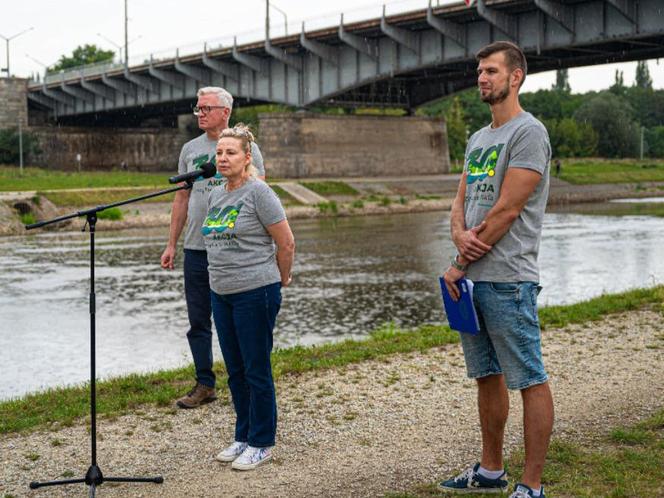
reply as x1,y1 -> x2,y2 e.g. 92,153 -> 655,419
450,255 -> 468,272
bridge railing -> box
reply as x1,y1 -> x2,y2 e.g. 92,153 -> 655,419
30,0 -> 455,86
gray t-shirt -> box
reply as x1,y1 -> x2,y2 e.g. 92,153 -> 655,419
463,112 -> 551,283
203,178 -> 286,295
178,133 -> 265,251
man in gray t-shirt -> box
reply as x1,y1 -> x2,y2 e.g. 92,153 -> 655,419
160,87 -> 266,409
440,42 -> 553,498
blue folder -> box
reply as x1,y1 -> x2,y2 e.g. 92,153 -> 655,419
439,277 -> 480,335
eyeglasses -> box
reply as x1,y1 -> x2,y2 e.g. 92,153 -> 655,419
193,105 -> 225,116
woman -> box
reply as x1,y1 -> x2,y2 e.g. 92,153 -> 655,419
202,124 -> 295,471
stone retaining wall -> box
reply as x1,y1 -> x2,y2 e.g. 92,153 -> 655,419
0,78 -> 28,130
258,112 -> 450,178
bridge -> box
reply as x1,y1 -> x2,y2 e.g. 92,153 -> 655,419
28,0 -> 664,125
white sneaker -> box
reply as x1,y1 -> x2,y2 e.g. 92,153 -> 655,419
215,441 -> 248,462
231,445 -> 273,470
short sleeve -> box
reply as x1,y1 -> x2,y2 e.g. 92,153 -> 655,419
177,142 -> 189,175
251,142 -> 266,177
255,183 -> 286,227
507,124 -> 551,174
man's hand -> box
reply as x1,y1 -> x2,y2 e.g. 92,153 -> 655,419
160,246 -> 176,270
453,221 -> 492,261
443,265 -> 466,302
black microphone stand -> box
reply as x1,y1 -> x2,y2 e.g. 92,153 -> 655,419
26,180 -> 195,497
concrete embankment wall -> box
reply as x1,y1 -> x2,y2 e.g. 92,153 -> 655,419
27,126 -> 190,171
258,113 -> 450,178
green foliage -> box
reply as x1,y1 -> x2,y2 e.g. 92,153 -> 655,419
0,166 -> 166,192
635,60 -> 653,90
19,212 -> 36,225
316,201 -> 338,214
301,181 -> 359,196
645,126 -> 664,157
50,44 -> 115,72
351,199 -> 365,209
40,189 -> 175,207
380,196 -> 391,206
230,104 -> 293,136
556,159 -> 664,184
445,97 -> 467,161
552,68 -> 571,93
96,207 -> 123,221
544,117 -> 598,158
0,128 -> 40,165
574,92 -> 640,157
268,184 -> 301,206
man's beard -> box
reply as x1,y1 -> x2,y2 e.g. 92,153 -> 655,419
480,81 -> 510,105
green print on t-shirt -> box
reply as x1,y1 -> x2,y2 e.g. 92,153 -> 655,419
201,203 -> 244,235
466,144 -> 504,184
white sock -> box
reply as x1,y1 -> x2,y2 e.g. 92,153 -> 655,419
531,486 -> 542,497
477,465 -> 504,480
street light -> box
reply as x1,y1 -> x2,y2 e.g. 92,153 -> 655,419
266,0 -> 289,37
0,26 -> 34,77
96,33 -> 142,64
25,53 -> 54,77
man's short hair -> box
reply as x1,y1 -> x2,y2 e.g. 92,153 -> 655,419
476,41 -> 527,87
197,86 -> 233,110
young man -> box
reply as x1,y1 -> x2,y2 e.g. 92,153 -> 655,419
160,87 -> 265,409
440,41 -> 553,498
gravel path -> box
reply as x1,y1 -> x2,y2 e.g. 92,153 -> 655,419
1,308 -> 662,497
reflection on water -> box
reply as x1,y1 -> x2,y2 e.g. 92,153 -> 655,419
1,210 -> 663,399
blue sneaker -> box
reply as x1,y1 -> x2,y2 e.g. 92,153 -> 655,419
509,483 -> 546,498
439,463 -> 508,493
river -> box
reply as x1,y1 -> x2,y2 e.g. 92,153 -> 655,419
1,209 -> 663,399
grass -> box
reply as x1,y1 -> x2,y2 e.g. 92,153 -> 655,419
269,184 -> 301,206
504,409 -> 664,497
0,165 -> 167,191
548,201 -> 664,218
558,159 -> 664,185
316,200 -> 338,214
96,207 -> 123,221
300,181 -> 359,196
40,189 -> 176,207
0,285 -> 662,435
388,410 -> 664,498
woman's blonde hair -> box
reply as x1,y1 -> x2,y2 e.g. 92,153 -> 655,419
219,123 -> 258,177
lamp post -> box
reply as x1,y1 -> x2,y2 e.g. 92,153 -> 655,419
266,0 -> 289,37
96,33 -> 142,65
0,27 -> 34,77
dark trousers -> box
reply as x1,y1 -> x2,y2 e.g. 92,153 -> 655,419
184,249 -> 215,388
211,282 -> 281,447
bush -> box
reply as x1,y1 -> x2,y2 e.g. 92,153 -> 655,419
0,128 -> 40,165
97,207 -> 123,221
574,92 -> 640,157
645,126 -> 664,158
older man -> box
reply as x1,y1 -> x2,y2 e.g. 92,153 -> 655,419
161,87 -> 265,409
440,41 -> 553,498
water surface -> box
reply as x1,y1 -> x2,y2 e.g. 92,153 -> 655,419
1,210 -> 663,399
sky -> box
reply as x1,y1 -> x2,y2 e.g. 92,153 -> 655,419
1,0 -> 662,94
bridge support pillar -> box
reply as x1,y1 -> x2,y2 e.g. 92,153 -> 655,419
0,78 -> 29,129
258,112 -> 450,179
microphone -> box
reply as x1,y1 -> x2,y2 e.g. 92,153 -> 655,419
168,161 -> 217,184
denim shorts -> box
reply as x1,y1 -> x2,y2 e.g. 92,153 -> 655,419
459,281 -> 548,390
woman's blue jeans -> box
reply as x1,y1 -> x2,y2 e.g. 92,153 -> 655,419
211,282 -> 281,448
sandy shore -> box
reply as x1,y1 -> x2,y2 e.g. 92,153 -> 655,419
1,307 -> 662,497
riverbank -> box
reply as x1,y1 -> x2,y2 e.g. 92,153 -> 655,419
2,174 -> 664,236
1,292 -> 662,497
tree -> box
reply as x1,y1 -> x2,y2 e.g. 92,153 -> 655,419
574,92 -> 640,157
0,128 -> 40,164
635,60 -> 653,90
445,97 -> 467,162
609,69 -> 626,96
552,69 -> 571,93
49,44 -> 115,72
645,126 -> 664,157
